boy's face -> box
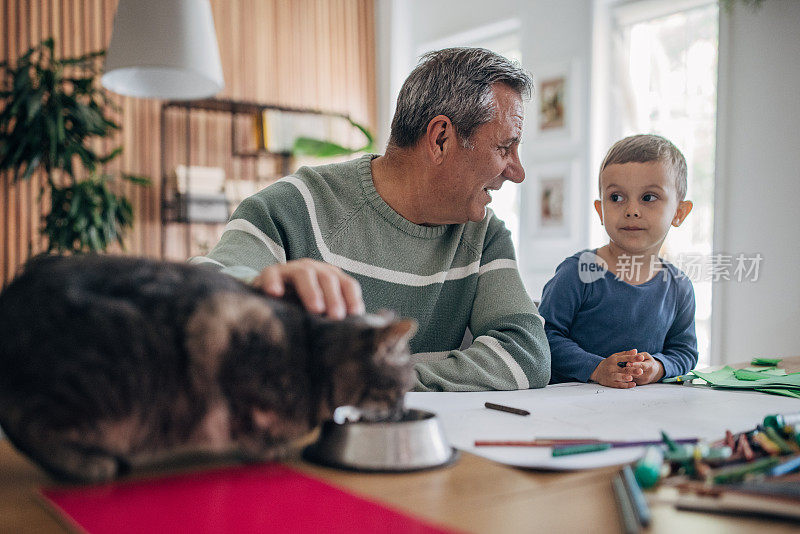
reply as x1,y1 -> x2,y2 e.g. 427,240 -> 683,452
594,161 -> 693,257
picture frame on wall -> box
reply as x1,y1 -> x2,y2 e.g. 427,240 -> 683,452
531,59 -> 581,143
539,76 -> 566,131
526,159 -> 578,239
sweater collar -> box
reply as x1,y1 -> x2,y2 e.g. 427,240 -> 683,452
358,154 -> 450,239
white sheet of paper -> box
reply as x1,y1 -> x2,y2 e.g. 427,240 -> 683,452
404,383 -> 800,470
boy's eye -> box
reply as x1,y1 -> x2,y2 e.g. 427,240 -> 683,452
609,193 -> 623,202
498,145 -> 510,156
642,193 -> 658,202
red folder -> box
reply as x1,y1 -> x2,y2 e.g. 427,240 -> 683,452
41,463 -> 458,534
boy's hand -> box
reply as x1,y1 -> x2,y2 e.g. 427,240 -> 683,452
623,352 -> 665,385
589,349 -> 644,388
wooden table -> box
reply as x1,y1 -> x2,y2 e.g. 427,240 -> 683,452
2,357 -> 799,533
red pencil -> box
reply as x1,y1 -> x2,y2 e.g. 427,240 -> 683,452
475,438 -> 699,448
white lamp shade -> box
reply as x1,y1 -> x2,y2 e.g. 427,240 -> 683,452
102,0 -> 225,100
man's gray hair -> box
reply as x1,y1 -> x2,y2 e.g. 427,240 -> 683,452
388,47 -> 532,149
600,134 -> 689,201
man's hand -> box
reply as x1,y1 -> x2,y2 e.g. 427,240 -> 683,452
625,352 -> 665,385
589,349 -> 644,388
252,259 -> 364,319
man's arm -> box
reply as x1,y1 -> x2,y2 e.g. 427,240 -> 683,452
191,190 -> 363,318
413,218 -> 550,391
189,193 -> 288,276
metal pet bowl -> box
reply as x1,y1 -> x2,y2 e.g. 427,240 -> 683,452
303,409 -> 459,472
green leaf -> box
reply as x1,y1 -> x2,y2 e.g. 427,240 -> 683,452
122,174 -> 151,186
20,153 -> 41,181
291,118 -> 375,158
98,147 -> 123,164
1,38 -> 122,183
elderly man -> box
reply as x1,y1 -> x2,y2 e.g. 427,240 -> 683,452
192,47 -> 550,391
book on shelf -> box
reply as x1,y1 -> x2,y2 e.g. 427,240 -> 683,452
171,165 -> 226,195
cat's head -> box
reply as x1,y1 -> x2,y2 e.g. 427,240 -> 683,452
311,311 -> 417,423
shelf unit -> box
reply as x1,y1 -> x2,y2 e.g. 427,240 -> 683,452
159,98 -> 350,258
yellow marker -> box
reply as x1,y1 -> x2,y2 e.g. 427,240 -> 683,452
753,432 -> 781,455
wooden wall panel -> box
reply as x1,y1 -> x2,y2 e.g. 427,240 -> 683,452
1,0 -> 377,285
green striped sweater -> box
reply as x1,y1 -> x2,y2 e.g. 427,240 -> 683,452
190,154 -> 550,391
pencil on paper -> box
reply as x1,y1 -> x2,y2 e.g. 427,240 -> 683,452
475,439 -> 601,447
474,437 -> 699,447
484,402 -> 530,416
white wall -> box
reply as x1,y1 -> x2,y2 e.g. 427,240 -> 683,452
515,1 -> 594,296
712,0 -> 800,364
374,0 -> 522,152
375,0 -> 800,365
375,0 -> 595,298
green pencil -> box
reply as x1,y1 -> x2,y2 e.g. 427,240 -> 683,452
660,430 -> 679,452
712,456 -> 780,484
552,443 -> 612,456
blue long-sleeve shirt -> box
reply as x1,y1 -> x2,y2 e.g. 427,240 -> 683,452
539,250 -> 698,383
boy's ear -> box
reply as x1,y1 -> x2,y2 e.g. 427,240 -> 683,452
425,115 -> 453,165
593,200 -> 604,225
672,200 -> 693,227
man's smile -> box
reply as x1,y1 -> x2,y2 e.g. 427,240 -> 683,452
483,184 -> 501,199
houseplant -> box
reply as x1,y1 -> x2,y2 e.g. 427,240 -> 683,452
292,118 -> 374,158
0,38 -> 148,253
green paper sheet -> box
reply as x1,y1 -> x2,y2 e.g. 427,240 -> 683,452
740,366 -> 787,375
743,366 -> 776,372
690,366 -> 800,390
733,369 -> 771,381
751,357 -> 783,366
754,388 -> 800,399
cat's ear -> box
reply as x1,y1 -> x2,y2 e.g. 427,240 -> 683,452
374,318 -> 417,365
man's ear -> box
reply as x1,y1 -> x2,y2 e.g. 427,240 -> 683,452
672,200 -> 693,227
594,199 -> 604,226
425,115 -> 453,164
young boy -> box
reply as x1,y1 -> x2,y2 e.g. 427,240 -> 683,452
539,134 -> 698,388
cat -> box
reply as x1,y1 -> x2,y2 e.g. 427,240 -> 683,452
0,254 -> 416,483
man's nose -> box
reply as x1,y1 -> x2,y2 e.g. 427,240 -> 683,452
503,150 -> 525,183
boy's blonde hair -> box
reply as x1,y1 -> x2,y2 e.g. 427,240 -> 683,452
599,134 -> 688,201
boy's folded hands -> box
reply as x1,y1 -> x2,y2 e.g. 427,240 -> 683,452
590,349 -> 667,388
628,352 -> 666,385
590,349 -> 642,388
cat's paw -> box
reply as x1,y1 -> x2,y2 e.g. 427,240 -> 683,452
45,450 -> 124,483
75,456 -> 121,483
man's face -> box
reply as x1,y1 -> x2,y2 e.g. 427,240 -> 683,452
594,161 -> 686,257
435,83 -> 525,224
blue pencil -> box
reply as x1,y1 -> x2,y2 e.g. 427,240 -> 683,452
621,464 -> 651,527
768,454 -> 800,477
611,474 -> 639,534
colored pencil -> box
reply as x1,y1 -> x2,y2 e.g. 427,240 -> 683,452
474,437 -> 699,448
767,454 -> 800,477
612,474 -> 640,534
552,443 -> 612,456
621,465 -> 651,527
483,402 -> 530,416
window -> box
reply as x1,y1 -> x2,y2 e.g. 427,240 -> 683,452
599,0 -> 718,366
